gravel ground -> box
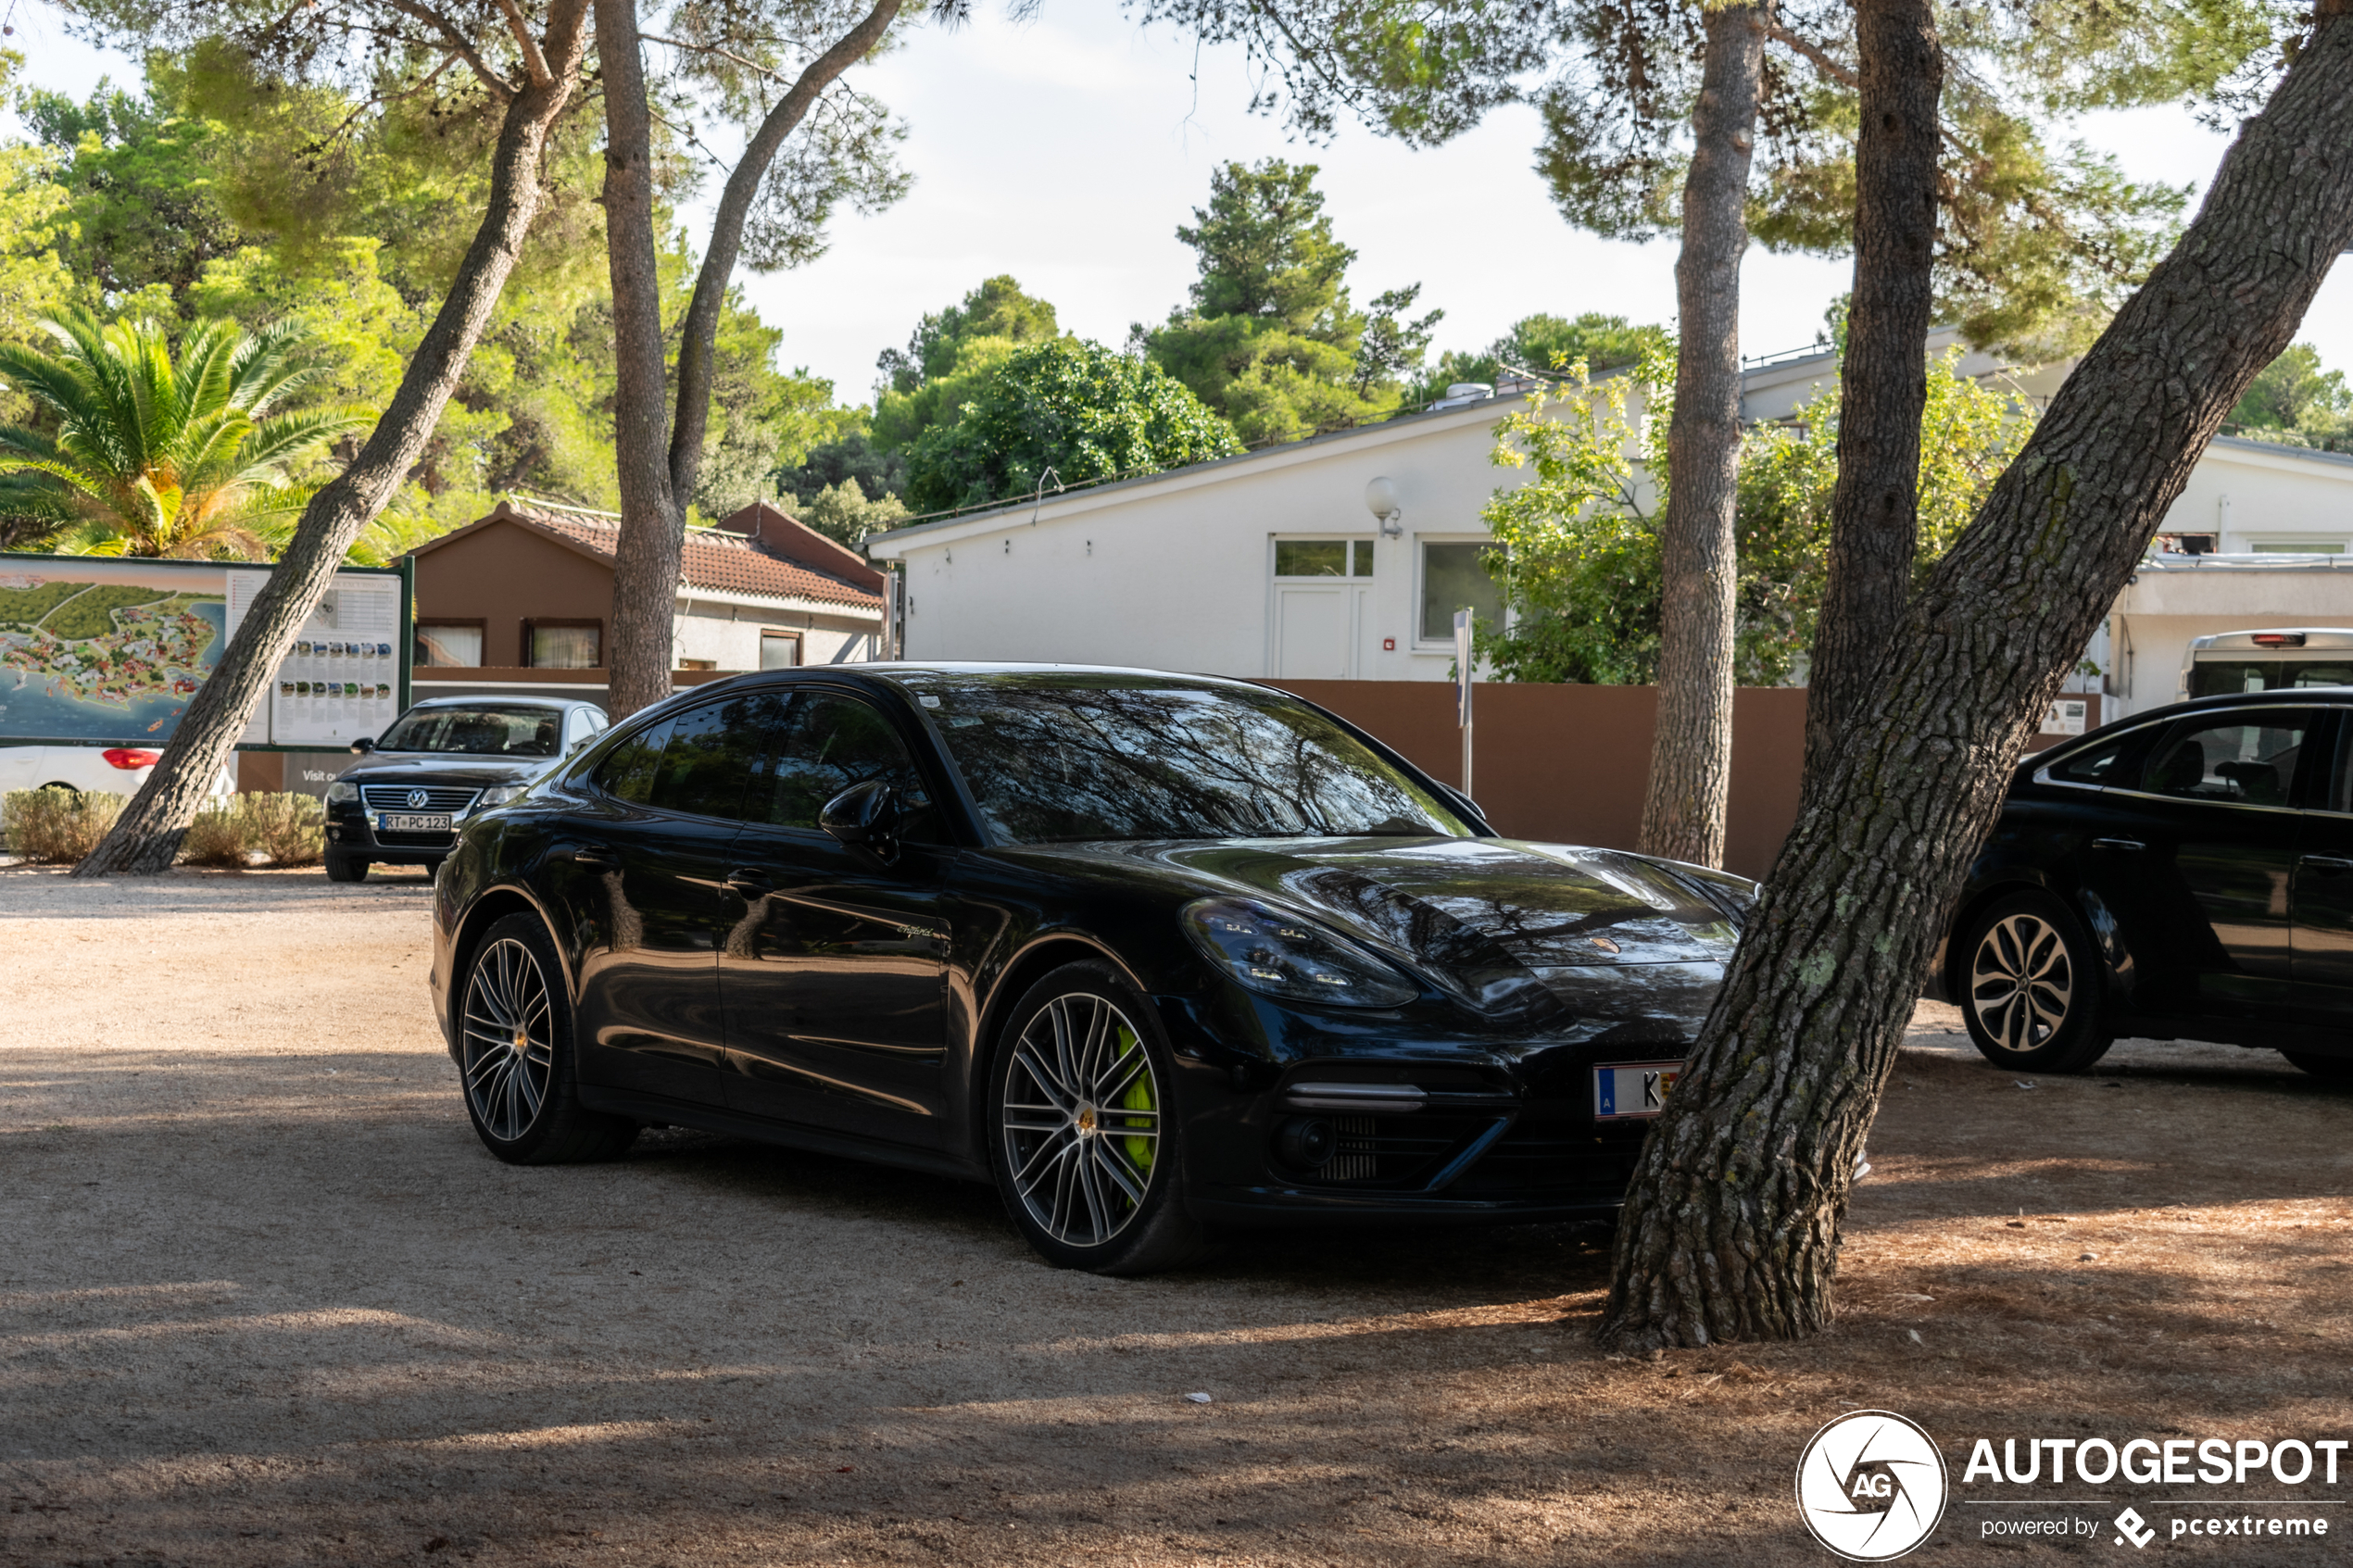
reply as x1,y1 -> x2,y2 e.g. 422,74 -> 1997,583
4,866 -> 2350,1567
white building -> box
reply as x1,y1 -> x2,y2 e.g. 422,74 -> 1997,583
865,339 -> 2353,695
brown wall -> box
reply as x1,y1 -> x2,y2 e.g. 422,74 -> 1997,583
411,521 -> 614,667
1271,681 -> 1806,879
1269,681 -> 2098,881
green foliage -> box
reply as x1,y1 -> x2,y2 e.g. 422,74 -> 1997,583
1138,159 -> 1429,445
2227,343 -> 2353,452
788,477 -> 909,547
777,427 -> 905,504
872,276 -> 1064,453
1476,348 -> 1671,684
900,337 -> 1243,514
2,785 -> 124,862
0,47 -> 866,544
1478,347 -> 2032,685
1407,311 -> 1668,407
180,790 -> 324,866
0,310 -> 369,558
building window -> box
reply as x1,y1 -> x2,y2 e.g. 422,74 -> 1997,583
1420,542 -> 1505,643
1274,539 -> 1374,578
524,620 -> 602,669
761,630 -> 803,670
413,621 -> 484,667
2249,538 -> 2348,555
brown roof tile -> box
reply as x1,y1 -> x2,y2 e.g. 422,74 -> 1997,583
495,503 -> 883,612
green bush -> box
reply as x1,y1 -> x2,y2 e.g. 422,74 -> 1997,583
1,787 -> 125,863
243,793 -> 326,866
180,793 -> 327,868
179,806 -> 251,867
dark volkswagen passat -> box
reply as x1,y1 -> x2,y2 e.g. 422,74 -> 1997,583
1935,685 -> 2353,1078
428,667 -> 1755,1273
324,696 -> 609,882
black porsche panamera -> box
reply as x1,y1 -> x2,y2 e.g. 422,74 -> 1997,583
427,665 -> 1755,1273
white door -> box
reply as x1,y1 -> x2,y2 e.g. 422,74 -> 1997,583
1274,585 -> 1365,679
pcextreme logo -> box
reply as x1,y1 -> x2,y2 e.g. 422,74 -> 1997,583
1796,1411 -> 1951,1562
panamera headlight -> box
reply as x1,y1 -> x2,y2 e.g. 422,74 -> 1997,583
1181,897 -> 1419,1008
324,781 -> 358,804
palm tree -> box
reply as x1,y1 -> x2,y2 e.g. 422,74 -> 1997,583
0,312 -> 371,559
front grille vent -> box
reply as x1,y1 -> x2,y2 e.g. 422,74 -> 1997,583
360,784 -> 481,813
1327,1117 -> 1379,1182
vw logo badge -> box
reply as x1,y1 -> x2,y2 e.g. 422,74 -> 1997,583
406,789 -> 430,809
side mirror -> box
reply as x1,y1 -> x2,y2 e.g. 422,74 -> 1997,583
349,736 -> 376,756
819,779 -> 901,860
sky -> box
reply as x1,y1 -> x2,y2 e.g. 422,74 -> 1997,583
12,0 -> 2353,405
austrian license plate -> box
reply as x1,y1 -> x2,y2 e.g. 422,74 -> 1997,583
378,812 -> 451,833
1593,1060 -> 1684,1121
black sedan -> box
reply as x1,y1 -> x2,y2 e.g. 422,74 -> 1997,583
1933,685 -> 2353,1077
427,666 -> 1755,1273
324,696 -> 610,881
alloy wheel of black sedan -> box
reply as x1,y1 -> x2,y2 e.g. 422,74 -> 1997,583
462,935 -> 556,1142
1000,990 -> 1164,1248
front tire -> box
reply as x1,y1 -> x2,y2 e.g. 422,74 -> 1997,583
459,913 -> 636,1164
324,853 -> 369,883
1958,892 -> 2113,1074
988,960 -> 1209,1275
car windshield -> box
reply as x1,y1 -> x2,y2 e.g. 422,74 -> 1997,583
901,674 -> 1472,844
377,705 -> 562,757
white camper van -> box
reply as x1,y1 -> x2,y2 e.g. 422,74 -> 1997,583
2178,628 -> 2353,700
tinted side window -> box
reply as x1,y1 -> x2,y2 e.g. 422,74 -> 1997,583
2045,732 -> 2136,785
595,716 -> 673,804
751,693 -> 938,841
2324,712 -> 2353,814
2136,711 -> 2310,806
642,697 -> 771,820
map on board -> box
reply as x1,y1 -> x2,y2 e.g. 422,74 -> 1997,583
0,557 -> 408,747
0,567 -> 228,744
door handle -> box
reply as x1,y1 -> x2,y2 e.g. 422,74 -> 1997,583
571,843 -> 619,869
2090,838 -> 2145,852
2301,856 -> 2353,876
725,867 -> 774,893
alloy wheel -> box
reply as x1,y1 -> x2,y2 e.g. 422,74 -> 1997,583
462,936 -> 556,1141
1001,994 -> 1162,1248
1969,911 -> 2072,1054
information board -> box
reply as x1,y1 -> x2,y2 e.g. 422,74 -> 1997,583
0,554 -> 409,748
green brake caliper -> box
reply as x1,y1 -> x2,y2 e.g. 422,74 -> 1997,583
1114,1025 -> 1155,1176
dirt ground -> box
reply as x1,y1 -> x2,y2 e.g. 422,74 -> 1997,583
3,867 -> 2350,1568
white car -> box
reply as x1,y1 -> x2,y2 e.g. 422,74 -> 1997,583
0,744 -> 235,798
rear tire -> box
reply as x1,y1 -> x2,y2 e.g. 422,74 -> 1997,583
324,853 -> 369,883
987,960 -> 1211,1275
1958,892 -> 2114,1074
2281,1049 -> 2353,1080
459,913 -> 636,1164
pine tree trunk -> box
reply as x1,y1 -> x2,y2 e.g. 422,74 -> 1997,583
666,0 -> 902,502
1597,2 -> 2353,1348
603,0 -> 900,720
69,24 -> 589,877
1639,2 -> 1767,869
595,0 -> 685,722
1802,0 -> 1942,790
